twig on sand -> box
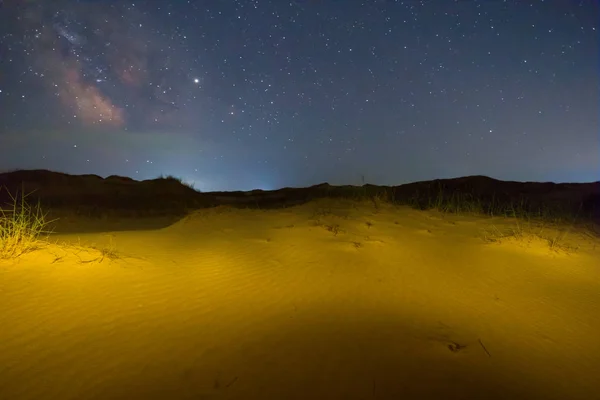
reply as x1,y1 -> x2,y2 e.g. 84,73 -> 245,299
226,376 -> 238,388
478,338 -> 491,357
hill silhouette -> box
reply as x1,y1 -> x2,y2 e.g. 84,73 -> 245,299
0,169 -> 598,227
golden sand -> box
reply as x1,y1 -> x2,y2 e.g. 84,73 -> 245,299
1,199 -> 599,399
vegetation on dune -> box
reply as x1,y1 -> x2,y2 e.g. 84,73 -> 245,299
0,171 -> 597,259
417,191 -> 585,253
0,187 -> 55,259
307,183 -> 594,254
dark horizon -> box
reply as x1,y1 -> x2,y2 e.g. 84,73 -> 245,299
1,168 -> 599,196
1,1 -> 598,191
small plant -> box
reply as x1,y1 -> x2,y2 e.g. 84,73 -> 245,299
0,187 -> 55,259
87,235 -> 122,263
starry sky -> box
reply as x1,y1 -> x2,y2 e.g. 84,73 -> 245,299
0,0 -> 598,191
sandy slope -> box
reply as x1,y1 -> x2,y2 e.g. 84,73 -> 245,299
1,199 -> 599,400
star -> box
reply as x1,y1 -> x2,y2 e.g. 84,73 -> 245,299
0,0 -> 596,188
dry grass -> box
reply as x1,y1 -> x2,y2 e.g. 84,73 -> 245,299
479,218 -> 580,254
353,188 -> 585,254
86,235 -> 123,263
0,187 -> 56,259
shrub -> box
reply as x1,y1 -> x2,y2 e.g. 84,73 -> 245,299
0,188 -> 53,259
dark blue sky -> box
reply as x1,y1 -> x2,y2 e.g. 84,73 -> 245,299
0,0 -> 598,191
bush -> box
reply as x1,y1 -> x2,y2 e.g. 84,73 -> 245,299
0,187 -> 53,259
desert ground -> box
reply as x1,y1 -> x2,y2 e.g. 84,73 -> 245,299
1,171 -> 599,399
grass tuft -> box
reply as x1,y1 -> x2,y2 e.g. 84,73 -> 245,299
87,235 -> 122,263
0,187 -> 55,259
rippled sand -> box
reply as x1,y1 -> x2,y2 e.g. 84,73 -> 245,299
1,199 -> 599,399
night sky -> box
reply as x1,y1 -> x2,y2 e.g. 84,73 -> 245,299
0,0 -> 598,191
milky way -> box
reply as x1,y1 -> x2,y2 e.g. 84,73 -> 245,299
0,1 -> 598,190
3,1 -> 194,129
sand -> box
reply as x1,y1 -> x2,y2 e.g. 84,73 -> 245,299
1,199 -> 599,399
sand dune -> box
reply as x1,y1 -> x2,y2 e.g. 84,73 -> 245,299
1,198 -> 599,399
